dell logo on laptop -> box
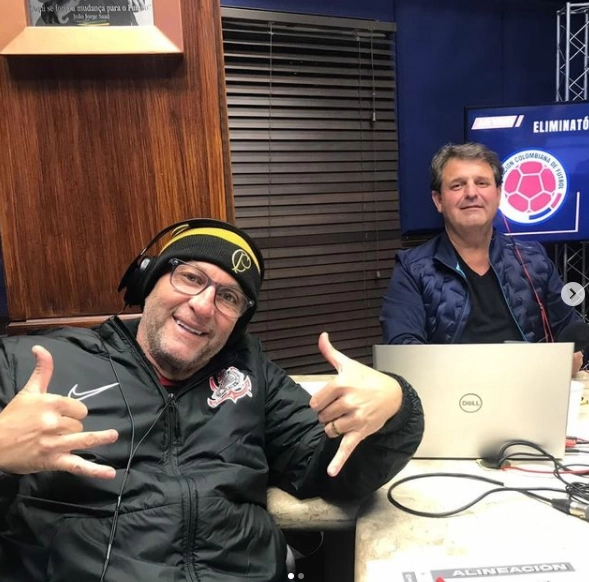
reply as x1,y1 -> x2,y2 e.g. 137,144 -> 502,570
459,393 -> 482,413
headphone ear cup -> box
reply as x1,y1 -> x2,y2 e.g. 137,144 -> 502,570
119,256 -> 154,307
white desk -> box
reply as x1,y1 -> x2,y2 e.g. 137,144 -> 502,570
354,375 -> 589,582
268,374 -> 589,581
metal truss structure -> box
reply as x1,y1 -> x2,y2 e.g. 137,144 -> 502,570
552,242 -> 588,317
555,2 -> 589,322
556,2 -> 589,101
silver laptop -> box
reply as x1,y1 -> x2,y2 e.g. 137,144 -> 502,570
373,343 -> 574,459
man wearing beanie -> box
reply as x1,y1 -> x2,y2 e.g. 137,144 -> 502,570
0,218 -> 424,582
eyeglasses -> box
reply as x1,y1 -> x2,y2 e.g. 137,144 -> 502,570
168,259 -> 254,318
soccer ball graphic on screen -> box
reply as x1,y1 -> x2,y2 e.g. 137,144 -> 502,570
500,150 -> 568,224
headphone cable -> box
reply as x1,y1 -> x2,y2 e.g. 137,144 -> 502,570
501,214 -> 554,343
97,322 -> 172,582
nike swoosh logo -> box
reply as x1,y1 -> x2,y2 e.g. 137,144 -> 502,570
68,382 -> 119,402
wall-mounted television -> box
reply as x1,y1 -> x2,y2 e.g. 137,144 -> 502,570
465,101 -> 589,243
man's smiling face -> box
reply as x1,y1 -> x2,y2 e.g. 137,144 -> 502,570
136,261 -> 240,381
432,158 -> 502,236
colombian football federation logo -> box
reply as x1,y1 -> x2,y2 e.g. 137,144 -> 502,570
501,149 -> 568,224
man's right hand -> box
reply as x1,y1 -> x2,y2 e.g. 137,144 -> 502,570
0,345 -> 118,479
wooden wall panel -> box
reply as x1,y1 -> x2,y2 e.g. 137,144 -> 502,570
0,0 -> 233,330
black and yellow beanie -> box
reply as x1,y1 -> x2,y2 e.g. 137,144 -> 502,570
142,218 -> 265,309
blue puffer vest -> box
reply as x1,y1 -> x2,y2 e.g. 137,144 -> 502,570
380,230 -> 579,345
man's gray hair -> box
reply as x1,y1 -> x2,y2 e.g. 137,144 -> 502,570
430,142 -> 503,192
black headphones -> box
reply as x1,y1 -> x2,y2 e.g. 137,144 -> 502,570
118,218 -> 242,307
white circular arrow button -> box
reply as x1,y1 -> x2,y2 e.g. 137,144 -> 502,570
562,282 -> 585,307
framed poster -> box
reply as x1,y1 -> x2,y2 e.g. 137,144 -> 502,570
0,0 -> 183,55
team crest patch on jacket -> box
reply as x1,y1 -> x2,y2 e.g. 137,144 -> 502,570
207,367 -> 253,408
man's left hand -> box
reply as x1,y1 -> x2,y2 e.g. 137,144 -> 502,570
309,332 -> 403,477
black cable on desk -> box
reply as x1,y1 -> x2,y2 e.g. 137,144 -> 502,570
387,440 -> 589,519
386,472 -> 563,518
501,440 -> 589,503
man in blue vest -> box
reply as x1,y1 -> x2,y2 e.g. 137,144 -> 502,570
380,142 -> 583,374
